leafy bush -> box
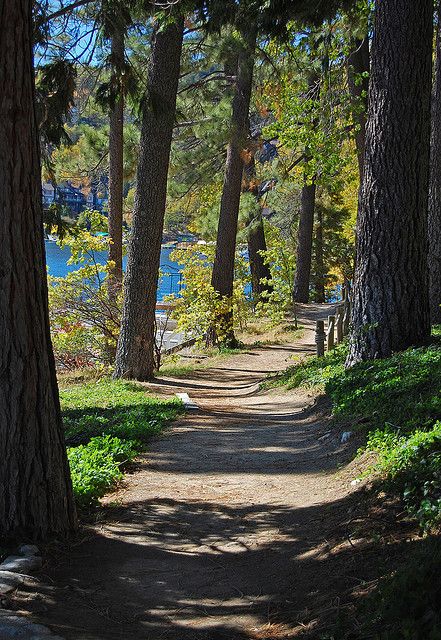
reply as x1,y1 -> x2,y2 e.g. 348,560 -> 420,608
48,211 -> 122,368
265,342 -> 346,390
368,423 -> 441,531
168,244 -> 251,345
255,223 -> 296,325
327,343 -> 441,432
68,436 -> 138,507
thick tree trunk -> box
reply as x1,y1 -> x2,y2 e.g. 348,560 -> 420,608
347,0 -> 432,365
114,17 -> 183,380
293,178 -> 316,303
347,36 -> 369,180
313,205 -> 326,303
0,0 -> 77,540
108,29 -> 125,295
428,2 -> 441,326
209,31 -> 256,347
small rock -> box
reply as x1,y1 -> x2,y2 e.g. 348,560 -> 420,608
341,431 -> 353,444
0,571 -> 26,595
351,478 -> 362,486
0,611 -> 53,637
1,556 -> 42,573
18,545 -> 40,557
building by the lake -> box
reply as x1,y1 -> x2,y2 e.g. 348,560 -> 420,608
42,181 -> 108,217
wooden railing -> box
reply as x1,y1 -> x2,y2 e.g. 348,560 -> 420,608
315,285 -> 351,357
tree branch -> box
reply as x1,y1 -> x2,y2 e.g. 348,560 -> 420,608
43,0 -> 95,24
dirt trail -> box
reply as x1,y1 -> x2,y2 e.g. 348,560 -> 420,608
18,304 -> 363,640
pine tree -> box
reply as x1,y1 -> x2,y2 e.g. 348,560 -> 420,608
428,1 -> 441,325
107,20 -> 125,294
114,16 -> 184,380
347,0 -> 432,364
0,0 -> 77,540
208,28 -> 257,347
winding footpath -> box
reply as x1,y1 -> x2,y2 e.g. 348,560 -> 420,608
15,304 -> 364,640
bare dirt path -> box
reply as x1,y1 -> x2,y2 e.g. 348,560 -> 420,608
17,304 -> 366,640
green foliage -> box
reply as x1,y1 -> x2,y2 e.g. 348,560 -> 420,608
68,436 -> 138,507
256,223 -> 296,324
61,378 -> 182,506
35,60 -> 77,152
327,343 -> 441,432
168,244 -> 251,345
367,423 -> 441,531
265,343 -> 346,389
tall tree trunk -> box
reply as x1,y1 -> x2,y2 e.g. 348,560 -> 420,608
243,152 -> 272,304
209,30 -> 256,347
0,0 -> 77,540
347,0 -> 432,365
293,178 -> 316,303
314,204 -> 326,303
114,17 -> 183,380
108,29 -> 125,295
428,2 -> 441,326
347,36 -> 370,180
293,73 -> 319,304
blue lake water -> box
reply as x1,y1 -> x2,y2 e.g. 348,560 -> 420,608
45,241 -> 183,301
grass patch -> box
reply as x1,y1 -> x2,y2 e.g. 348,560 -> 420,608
60,378 -> 182,506
61,378 -> 182,445
265,342 -> 345,390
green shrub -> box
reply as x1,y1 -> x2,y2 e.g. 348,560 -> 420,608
367,422 -> 441,531
327,343 -> 441,432
67,436 -> 139,507
265,343 -> 346,390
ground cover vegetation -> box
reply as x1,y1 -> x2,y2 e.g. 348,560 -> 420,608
60,378 -> 182,506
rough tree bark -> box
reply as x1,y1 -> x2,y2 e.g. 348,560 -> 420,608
293,73 -> 319,304
208,30 -> 256,347
0,0 -> 77,540
428,2 -> 441,325
293,178 -> 316,303
114,17 -> 184,380
347,0 -> 432,365
108,28 -> 125,294
347,36 -> 369,180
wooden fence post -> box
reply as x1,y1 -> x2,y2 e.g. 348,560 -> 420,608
327,315 -> 335,351
315,320 -> 325,357
336,304 -> 344,343
343,298 -> 351,336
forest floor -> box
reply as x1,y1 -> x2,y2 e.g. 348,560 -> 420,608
10,304 -> 411,639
